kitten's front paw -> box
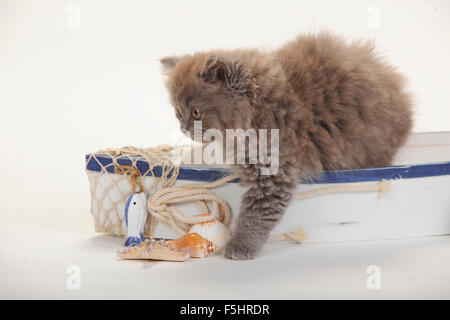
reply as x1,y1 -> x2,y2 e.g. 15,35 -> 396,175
224,238 -> 258,260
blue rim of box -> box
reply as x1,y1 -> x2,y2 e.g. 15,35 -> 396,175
85,154 -> 450,184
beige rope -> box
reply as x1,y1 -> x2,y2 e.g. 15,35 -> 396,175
146,176 -> 391,244
114,165 -> 144,194
85,145 -> 180,236
294,179 -> 391,200
269,229 -> 308,243
86,145 -> 391,245
147,174 -> 238,235
146,173 -> 310,243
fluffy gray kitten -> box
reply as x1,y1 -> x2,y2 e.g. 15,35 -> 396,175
161,32 -> 413,260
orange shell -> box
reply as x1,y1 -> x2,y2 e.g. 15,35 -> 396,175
167,233 -> 216,258
189,212 -> 231,249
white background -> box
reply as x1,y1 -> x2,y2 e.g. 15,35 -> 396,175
0,0 -> 449,299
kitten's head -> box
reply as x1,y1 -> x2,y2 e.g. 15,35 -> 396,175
161,54 -> 257,140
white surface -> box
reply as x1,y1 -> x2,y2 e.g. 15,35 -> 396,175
1,217 -> 449,299
393,131 -> 450,165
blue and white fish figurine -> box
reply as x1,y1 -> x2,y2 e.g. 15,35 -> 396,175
124,192 -> 148,247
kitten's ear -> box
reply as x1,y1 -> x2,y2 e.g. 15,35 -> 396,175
160,56 -> 182,75
202,56 -> 254,98
201,56 -> 234,87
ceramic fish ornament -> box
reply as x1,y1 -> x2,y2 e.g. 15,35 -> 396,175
124,192 -> 148,247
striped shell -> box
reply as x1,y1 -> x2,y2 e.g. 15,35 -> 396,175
166,233 -> 216,258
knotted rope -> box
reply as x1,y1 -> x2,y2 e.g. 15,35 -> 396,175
146,174 -> 237,235
143,173 -> 308,243
98,145 -> 180,190
86,145 -> 183,235
114,165 -> 144,194
145,175 -> 391,244
269,229 -> 308,243
96,146 -> 391,245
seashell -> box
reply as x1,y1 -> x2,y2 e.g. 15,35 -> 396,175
189,213 -> 231,249
117,239 -> 189,262
166,233 -> 216,258
124,192 -> 147,247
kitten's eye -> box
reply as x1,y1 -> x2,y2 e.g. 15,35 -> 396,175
191,108 -> 202,120
175,108 -> 182,119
